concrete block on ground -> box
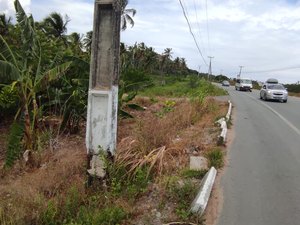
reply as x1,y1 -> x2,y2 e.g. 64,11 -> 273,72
190,156 -> 208,170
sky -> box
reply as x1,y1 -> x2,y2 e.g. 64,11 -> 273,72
1,0 -> 300,84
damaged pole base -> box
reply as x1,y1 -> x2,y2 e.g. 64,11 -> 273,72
86,153 -> 107,188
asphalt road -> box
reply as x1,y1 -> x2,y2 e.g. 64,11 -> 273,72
217,86 -> 300,225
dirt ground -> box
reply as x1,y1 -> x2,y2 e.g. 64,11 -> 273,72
0,96 -> 229,224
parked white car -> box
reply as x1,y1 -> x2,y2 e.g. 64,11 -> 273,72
235,78 -> 253,92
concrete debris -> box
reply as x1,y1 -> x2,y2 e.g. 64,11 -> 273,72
23,150 -> 31,162
87,155 -> 106,178
190,156 -> 208,170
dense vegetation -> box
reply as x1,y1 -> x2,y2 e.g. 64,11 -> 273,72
0,1 -> 228,224
285,83 -> 300,93
0,0 -> 225,165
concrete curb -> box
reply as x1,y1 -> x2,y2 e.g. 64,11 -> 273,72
225,100 -> 232,121
189,101 -> 232,216
217,100 -> 232,144
190,167 -> 217,215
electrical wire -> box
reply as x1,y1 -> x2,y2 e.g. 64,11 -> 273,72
193,0 -> 207,57
244,65 -> 300,73
205,0 -> 211,55
178,0 -> 208,66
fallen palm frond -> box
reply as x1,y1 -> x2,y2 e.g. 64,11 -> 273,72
115,136 -> 188,179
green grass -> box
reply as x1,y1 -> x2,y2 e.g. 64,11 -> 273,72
39,187 -> 128,225
181,169 -> 208,179
139,77 -> 227,98
205,148 -> 224,168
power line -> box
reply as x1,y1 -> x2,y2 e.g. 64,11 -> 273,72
193,0 -> 207,57
205,0 -> 211,55
244,65 -> 300,73
178,0 -> 208,66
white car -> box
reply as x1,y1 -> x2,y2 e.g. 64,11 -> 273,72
260,83 -> 288,103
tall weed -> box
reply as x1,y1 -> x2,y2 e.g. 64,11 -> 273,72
206,148 -> 224,168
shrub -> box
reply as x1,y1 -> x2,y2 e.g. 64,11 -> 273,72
181,169 -> 208,179
205,148 -> 224,168
188,74 -> 200,88
166,179 -> 197,220
93,206 -> 127,225
5,121 -> 24,168
121,68 -> 153,92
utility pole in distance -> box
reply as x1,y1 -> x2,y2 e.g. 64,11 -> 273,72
86,0 -> 121,178
198,65 -> 201,78
208,56 -> 214,80
238,66 -> 244,79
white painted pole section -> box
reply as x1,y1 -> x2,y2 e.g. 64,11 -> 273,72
86,86 -> 118,154
86,0 -> 121,156
190,167 -> 217,215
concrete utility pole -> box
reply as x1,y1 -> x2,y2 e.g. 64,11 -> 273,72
238,66 -> 244,79
207,56 -> 214,80
86,0 -> 121,177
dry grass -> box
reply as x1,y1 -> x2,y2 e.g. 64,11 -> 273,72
116,97 -> 227,178
0,96 -> 228,224
289,92 -> 300,97
0,135 -> 86,224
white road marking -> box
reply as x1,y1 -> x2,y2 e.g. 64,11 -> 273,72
246,93 -> 300,137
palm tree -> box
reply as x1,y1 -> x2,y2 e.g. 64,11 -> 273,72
120,0 -> 136,31
158,48 -> 173,84
0,14 -> 12,36
160,48 -> 173,72
83,31 -> 92,53
67,32 -> 83,55
42,12 -> 70,43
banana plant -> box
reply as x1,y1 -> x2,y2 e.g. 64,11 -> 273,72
118,81 -> 145,118
0,0 -> 71,165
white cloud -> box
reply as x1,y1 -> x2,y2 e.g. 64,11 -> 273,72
0,0 -> 31,18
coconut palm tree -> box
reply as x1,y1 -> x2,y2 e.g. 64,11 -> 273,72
0,14 -> 12,36
42,12 -> 70,44
160,48 -> 173,72
83,31 -> 92,53
120,0 -> 136,31
67,32 -> 83,55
